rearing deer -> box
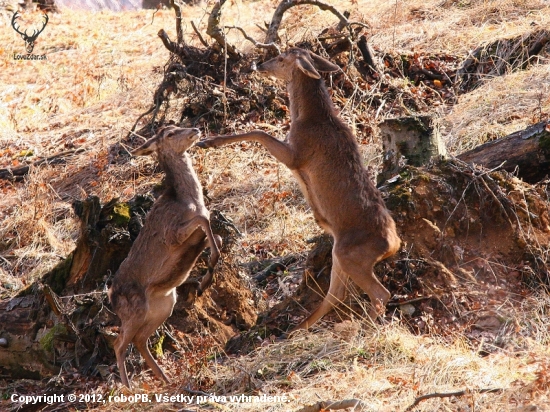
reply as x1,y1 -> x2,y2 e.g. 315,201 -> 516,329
108,125 -> 221,388
198,48 -> 400,331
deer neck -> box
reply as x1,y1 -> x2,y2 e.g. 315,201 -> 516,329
287,74 -> 335,121
158,151 -> 202,204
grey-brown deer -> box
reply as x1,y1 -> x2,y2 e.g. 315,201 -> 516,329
197,48 -> 400,331
108,125 -> 221,388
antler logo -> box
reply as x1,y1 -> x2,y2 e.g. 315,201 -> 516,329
11,11 -> 49,54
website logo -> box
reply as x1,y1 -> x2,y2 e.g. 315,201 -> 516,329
11,11 -> 48,56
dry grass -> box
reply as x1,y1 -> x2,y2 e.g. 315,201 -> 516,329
445,63 -> 550,153
91,307 -> 550,411
1,0 -> 550,410
176,288 -> 549,411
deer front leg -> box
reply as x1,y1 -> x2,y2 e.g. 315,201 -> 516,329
175,216 -> 222,296
175,216 -> 211,245
196,131 -> 297,169
198,234 -> 222,295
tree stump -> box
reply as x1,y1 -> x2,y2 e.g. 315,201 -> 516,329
378,115 -> 447,183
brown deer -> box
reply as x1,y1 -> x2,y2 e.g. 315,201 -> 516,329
197,48 -> 400,331
108,125 -> 221,388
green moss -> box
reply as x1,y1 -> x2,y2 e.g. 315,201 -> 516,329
39,324 -> 67,353
18,149 -> 34,158
417,173 -> 431,182
110,203 -> 131,226
386,185 -> 413,210
152,335 -> 165,358
539,132 -> 550,153
398,167 -> 413,180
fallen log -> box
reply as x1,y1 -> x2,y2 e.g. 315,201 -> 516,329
457,121 -> 550,183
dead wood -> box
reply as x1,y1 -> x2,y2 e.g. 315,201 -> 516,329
378,115 -> 447,183
457,29 -> 550,92
158,28 -> 188,56
156,3 -> 212,62
251,255 -> 299,283
171,0 -> 183,44
386,295 -> 433,307
404,388 -> 502,411
0,196 -> 147,378
357,34 -> 378,72
0,148 -> 85,181
225,25 -> 280,53
191,20 -> 209,48
0,284 -> 112,379
457,121 -> 550,184
206,0 -> 239,57
295,399 -> 370,412
265,0 -> 355,44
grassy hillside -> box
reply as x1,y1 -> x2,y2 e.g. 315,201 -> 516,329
1,1 -> 550,411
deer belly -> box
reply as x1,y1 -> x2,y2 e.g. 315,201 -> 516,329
290,169 -> 332,234
146,288 -> 177,318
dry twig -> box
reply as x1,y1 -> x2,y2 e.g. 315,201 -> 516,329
264,0 -> 367,44
404,388 -> 502,411
387,295 -> 433,307
191,20 -> 209,48
225,25 -> 280,53
206,0 -> 239,57
0,148 -> 85,181
171,0 -> 184,44
296,399 -> 370,412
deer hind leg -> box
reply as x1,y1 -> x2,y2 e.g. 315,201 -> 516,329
114,310 -> 147,388
292,255 -> 348,331
132,291 -> 176,384
335,241 -> 391,322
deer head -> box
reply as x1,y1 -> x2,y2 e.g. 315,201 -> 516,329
11,11 -> 49,54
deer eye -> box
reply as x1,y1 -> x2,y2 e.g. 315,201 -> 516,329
277,56 -> 284,62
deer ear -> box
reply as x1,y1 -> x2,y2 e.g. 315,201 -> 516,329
296,56 -> 321,79
132,139 -> 158,156
309,52 -> 340,73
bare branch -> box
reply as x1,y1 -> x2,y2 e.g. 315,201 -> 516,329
295,399 -> 370,412
255,23 -> 268,33
225,26 -> 280,53
386,295 -> 433,307
358,34 -> 379,72
158,29 -> 187,55
172,0 -> 183,44
265,0 -> 359,44
191,20 -> 209,48
206,0 -> 239,57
